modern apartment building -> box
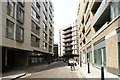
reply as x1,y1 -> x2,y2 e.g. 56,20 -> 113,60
63,24 -> 78,60
0,0 -> 54,72
77,0 -> 120,75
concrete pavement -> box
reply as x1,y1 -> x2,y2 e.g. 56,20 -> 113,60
1,63 -> 51,80
1,61 -> 119,80
77,63 -> 119,80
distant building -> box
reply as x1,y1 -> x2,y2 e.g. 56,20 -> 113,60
54,44 -> 58,59
62,23 -> 78,59
0,0 -> 54,72
77,0 -> 120,75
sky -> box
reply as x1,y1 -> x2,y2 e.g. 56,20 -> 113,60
52,0 -> 79,44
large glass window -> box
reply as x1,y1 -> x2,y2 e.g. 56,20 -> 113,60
6,19 -> 14,39
94,48 -> 106,67
17,6 -> 24,23
110,2 -> 120,20
7,0 -> 15,17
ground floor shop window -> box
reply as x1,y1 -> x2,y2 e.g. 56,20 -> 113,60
87,51 -> 92,64
94,48 -> 106,67
97,49 -> 102,67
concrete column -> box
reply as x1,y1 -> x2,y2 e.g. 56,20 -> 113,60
0,46 -> 2,76
5,48 -> 7,68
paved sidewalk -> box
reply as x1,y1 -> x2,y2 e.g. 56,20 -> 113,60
1,62 -> 59,80
77,63 -> 119,79
2,71 -> 26,80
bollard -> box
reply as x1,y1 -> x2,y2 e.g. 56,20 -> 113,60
101,66 -> 104,80
80,60 -> 82,67
88,62 -> 90,73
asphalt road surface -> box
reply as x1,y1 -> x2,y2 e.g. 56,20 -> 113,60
20,61 -> 80,80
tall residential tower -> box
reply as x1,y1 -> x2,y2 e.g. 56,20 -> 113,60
0,0 -> 54,72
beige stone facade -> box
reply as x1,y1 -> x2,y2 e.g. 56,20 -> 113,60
77,0 -> 120,75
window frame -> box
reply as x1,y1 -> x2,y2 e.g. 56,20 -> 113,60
16,25 -> 24,42
6,19 -> 14,39
17,5 -> 24,23
7,0 -> 15,18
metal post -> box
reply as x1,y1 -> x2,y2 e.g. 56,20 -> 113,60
80,60 -> 82,67
101,66 -> 104,80
101,48 -> 104,80
88,58 -> 90,73
80,53 -> 82,67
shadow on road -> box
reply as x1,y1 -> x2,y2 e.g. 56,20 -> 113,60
23,61 -> 68,74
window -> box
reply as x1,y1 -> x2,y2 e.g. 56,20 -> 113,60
49,45 -> 52,52
43,42 -> 47,50
49,30 -> 52,37
17,6 -> 24,23
49,38 -> 52,44
43,32 -> 47,41
31,21 -> 40,36
6,19 -> 14,39
16,26 -> 24,42
97,49 -> 102,67
110,2 -> 120,20
87,51 -> 92,64
31,7 -> 40,22
31,35 -> 40,48
7,0 -> 15,17
32,0 -> 40,12
94,50 -> 97,64
18,0 -> 25,6
94,48 -> 102,67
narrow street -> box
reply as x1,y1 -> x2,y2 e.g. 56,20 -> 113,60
20,61 -> 81,80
